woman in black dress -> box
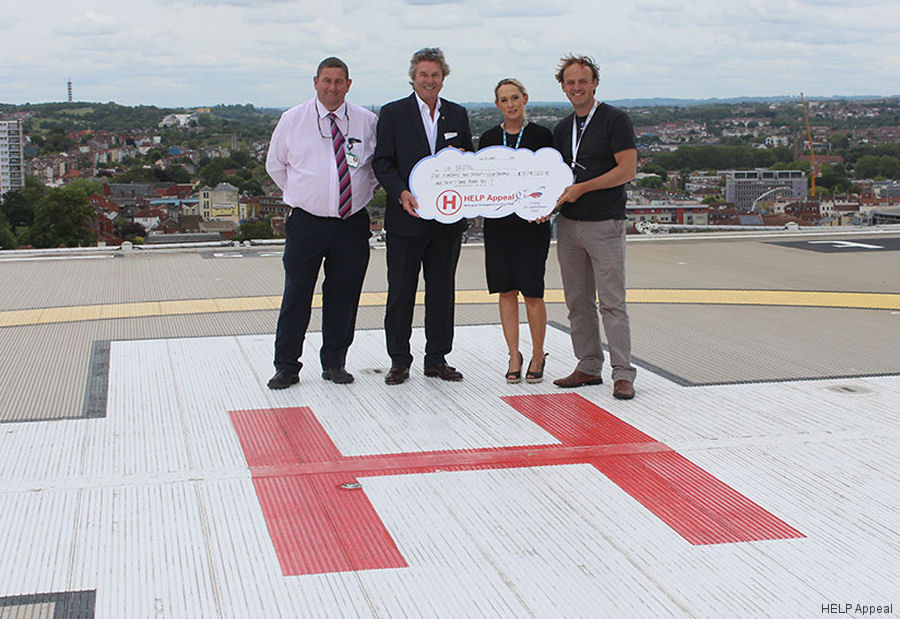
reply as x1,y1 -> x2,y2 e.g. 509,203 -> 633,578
478,78 -> 553,384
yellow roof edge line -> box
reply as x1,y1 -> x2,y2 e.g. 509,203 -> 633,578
1,289 -> 899,328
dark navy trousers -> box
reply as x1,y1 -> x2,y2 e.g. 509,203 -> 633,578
274,207 -> 370,373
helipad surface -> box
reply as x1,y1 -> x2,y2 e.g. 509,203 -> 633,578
0,231 -> 898,618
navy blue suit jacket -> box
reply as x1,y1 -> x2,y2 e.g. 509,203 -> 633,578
373,93 -> 474,237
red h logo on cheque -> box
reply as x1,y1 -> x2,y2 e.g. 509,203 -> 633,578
436,190 -> 463,215
229,394 -> 803,576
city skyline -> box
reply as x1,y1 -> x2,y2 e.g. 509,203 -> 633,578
2,0 -> 899,108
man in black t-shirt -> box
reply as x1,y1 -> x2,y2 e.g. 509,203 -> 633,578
550,54 -> 637,399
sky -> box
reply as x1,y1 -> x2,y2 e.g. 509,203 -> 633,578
2,0 -> 899,109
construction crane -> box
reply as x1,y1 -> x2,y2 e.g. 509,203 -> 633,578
801,92 -> 817,197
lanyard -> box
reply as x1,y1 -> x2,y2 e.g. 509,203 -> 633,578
570,102 -> 598,170
501,121 -> 527,149
315,99 -> 350,140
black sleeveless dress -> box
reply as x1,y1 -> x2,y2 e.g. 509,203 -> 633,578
477,122 -> 553,297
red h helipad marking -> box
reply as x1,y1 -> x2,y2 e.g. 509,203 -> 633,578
229,394 -> 804,576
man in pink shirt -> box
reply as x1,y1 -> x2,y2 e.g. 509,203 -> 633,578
265,57 -> 378,388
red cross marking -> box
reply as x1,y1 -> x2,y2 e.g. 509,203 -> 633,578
229,393 -> 804,576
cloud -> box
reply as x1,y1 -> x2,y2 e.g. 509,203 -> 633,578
55,11 -> 121,36
4,0 -> 897,107
633,0 -> 680,11
243,7 -> 315,24
795,0 -> 865,6
480,0 -> 571,17
400,5 -> 478,28
154,0 -> 291,5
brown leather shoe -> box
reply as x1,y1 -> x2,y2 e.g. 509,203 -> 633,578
424,363 -> 463,381
385,366 -> 409,385
553,370 -> 603,388
613,379 -> 635,400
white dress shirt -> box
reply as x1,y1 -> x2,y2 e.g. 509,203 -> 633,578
415,93 -> 442,155
266,97 -> 378,218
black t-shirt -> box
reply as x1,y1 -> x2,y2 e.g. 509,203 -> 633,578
552,103 -> 636,221
478,121 -> 553,152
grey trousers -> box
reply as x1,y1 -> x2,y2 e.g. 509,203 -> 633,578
556,216 -> 637,383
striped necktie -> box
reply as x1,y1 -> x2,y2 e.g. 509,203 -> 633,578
328,113 -> 352,219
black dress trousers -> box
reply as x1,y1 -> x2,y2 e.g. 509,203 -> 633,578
384,225 -> 462,368
274,207 -> 370,373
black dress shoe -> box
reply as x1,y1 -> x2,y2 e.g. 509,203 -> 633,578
424,363 -> 463,381
385,366 -> 409,385
267,369 -> 299,390
322,367 -> 354,384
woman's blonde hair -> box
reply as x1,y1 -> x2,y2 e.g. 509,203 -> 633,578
494,78 -> 528,101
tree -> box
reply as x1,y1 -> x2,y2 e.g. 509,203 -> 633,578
231,150 -> 250,166
235,218 -> 275,241
637,176 -> 664,189
28,182 -> 99,248
112,167 -> 158,183
829,133 -> 849,150
772,160 -> 810,171
222,174 -> 245,190
0,211 -> 16,250
241,179 -> 264,196
639,163 -> 667,180
0,175 -> 46,231
36,126 -> 75,155
145,148 -> 165,164
1,190 -> 34,230
770,146 -> 794,164
119,221 -> 146,243
367,188 -> 387,220
855,154 -> 900,179
199,161 -> 224,187
162,165 -> 192,183
817,164 -> 853,194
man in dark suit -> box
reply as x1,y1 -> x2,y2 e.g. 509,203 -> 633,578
373,47 -> 474,385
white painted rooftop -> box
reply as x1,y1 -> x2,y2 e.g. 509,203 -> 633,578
0,230 -> 898,618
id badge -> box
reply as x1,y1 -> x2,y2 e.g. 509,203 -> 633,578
345,149 -> 359,168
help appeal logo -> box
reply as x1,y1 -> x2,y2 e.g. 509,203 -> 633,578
410,147 -> 572,223
435,190 -> 463,216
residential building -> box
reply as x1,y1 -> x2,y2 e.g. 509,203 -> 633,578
0,119 -> 25,196
199,183 -> 240,222
158,114 -> 198,129
723,169 -> 808,210
685,172 -> 723,194
764,136 -> 790,148
871,180 -> 900,200
133,208 -> 165,232
626,202 -> 708,228
772,200 -> 822,225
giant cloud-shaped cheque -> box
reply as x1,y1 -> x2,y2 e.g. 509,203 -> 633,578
409,146 -> 574,223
